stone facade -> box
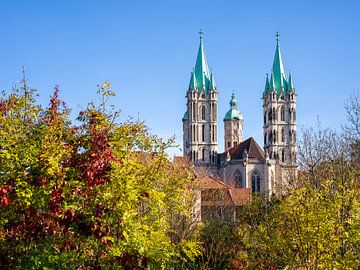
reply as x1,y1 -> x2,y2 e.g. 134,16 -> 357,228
182,32 -> 297,200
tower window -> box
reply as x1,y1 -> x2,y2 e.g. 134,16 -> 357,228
264,113 -> 266,124
201,106 -> 206,120
289,108 -> 292,121
281,128 -> 285,142
202,124 -> 205,142
281,107 -> 285,121
202,148 -> 205,161
273,129 -> 276,143
227,142 -> 231,148
282,149 -> 285,162
272,108 -> 276,121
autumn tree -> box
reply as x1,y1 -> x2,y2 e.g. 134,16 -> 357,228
0,82 -> 200,269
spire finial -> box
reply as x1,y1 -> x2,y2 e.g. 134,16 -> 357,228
276,31 -> 280,43
199,29 -> 204,40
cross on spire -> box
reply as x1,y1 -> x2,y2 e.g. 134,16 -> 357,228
276,31 -> 280,43
199,29 -> 204,40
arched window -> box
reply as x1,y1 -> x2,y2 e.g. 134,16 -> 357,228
272,108 -> 276,121
281,149 -> 285,162
273,129 -> 276,143
268,111 -> 272,121
234,170 -> 243,188
202,148 -> 205,161
281,128 -> 285,142
251,171 -> 261,193
281,106 -> 285,121
269,130 -> 273,145
289,108 -> 292,121
201,106 -> 206,120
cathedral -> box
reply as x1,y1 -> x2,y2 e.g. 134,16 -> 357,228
182,32 -> 297,197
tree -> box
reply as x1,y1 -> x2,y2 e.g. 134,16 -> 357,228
238,123 -> 360,269
0,82 -> 200,269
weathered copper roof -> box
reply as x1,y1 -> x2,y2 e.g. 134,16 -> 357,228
229,137 -> 265,160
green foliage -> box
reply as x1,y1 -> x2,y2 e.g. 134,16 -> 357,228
237,152 -> 360,269
0,82 -> 200,269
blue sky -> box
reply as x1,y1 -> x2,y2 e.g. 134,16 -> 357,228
1,1 -> 359,156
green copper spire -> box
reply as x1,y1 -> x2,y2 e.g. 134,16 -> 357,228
224,93 -> 243,121
264,73 -> 270,93
272,32 -> 287,96
190,30 -> 211,93
269,71 -> 276,90
188,70 -> 198,91
288,70 -> 294,91
209,71 -> 216,90
182,110 -> 188,121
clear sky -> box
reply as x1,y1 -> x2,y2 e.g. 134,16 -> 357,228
1,1 -> 359,156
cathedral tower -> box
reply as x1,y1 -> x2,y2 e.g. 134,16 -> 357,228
224,93 -> 243,152
263,33 -> 296,165
182,31 -> 218,165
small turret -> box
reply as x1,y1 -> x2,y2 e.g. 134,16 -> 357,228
224,93 -> 244,152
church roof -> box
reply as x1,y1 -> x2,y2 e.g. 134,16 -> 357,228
224,93 -> 243,121
228,137 -> 265,160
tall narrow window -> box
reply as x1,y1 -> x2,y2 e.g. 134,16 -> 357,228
272,108 -> 276,121
209,125 -> 212,142
264,133 -> 267,145
234,170 -> 243,188
201,106 -> 206,120
251,172 -> 261,193
289,108 -> 292,121
282,149 -> 285,162
281,106 -> 285,121
273,129 -> 276,143
281,128 -> 285,142
212,125 -> 215,142
202,149 -> 205,161
264,112 -> 266,124
202,125 -> 205,142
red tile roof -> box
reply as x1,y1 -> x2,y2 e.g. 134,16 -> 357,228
229,137 -> 265,160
